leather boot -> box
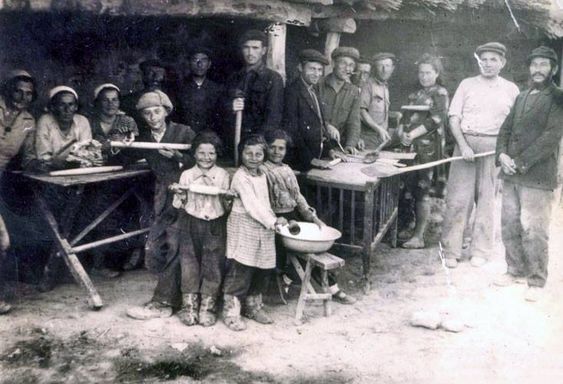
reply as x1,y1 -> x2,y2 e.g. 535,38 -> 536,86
198,295 -> 217,327
223,294 -> 246,331
243,294 -> 273,324
177,293 -> 199,326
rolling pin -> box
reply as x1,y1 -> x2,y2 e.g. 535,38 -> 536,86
49,166 -> 124,176
110,141 -> 191,150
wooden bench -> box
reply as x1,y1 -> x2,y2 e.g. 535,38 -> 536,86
288,252 -> 345,323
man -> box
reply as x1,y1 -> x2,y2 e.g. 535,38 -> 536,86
175,46 -> 223,133
352,57 -> 372,88
0,70 -> 37,172
441,42 -> 519,268
317,46 -> 361,155
359,52 -> 396,150
227,29 -> 284,139
493,46 -> 563,302
283,49 -> 334,171
120,59 -> 167,121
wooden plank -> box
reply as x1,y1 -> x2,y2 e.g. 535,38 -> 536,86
295,258 -> 313,323
23,169 -> 151,187
71,228 -> 150,254
316,17 -> 356,33
309,252 -> 345,269
362,182 -> 375,280
266,23 -> 287,82
289,254 -> 316,294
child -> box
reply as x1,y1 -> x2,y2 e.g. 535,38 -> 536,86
222,135 -> 288,331
126,90 -> 196,320
262,130 -> 356,305
169,131 -> 232,327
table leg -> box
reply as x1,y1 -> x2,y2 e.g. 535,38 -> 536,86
35,192 -> 103,309
362,182 -> 376,293
321,270 -> 331,317
295,258 -> 313,324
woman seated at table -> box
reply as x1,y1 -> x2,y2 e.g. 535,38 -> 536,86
34,86 -> 92,171
397,54 -> 449,249
89,83 -> 138,165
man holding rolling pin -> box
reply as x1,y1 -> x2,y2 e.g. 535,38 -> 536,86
226,29 -> 284,155
441,42 -> 519,269
494,46 -> 563,302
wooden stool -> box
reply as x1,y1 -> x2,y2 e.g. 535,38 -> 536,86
289,252 -> 345,323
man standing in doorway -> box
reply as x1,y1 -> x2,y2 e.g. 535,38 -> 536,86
494,46 -> 563,302
442,42 -> 519,268
227,29 -> 284,140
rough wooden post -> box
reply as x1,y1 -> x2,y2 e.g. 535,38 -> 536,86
267,23 -> 287,82
560,46 -> 563,87
324,32 -> 341,73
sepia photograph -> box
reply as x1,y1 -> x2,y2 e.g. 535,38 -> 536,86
0,0 -> 562,383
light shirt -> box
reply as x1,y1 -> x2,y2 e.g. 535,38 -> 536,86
35,113 -> 92,161
449,75 -> 519,136
360,77 -> 389,130
172,165 -> 230,221
0,96 -> 35,170
152,128 -> 165,143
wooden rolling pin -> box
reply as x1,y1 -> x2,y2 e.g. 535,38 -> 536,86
49,166 -> 124,176
110,141 -> 192,150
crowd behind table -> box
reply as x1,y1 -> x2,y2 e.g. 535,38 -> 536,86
0,29 -> 561,327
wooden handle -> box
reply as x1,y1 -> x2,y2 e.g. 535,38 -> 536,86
110,141 -> 191,150
49,166 -> 124,176
394,150 -> 495,175
234,110 -> 243,166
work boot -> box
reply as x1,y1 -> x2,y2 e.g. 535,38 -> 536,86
126,301 -> 173,320
445,258 -> 458,269
243,294 -> 274,324
223,294 -> 246,331
199,296 -> 217,327
177,293 -> 199,326
91,267 -> 121,279
494,273 -> 526,287
332,290 -> 357,305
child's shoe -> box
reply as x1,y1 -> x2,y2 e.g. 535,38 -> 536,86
243,294 -> 273,324
177,293 -> 199,326
223,295 -> 246,331
199,296 -> 217,327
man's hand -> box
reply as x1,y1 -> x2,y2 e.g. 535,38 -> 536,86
329,149 -> 348,162
357,139 -> 365,151
460,144 -> 475,162
326,124 -> 341,143
233,98 -> 245,112
311,158 -> 331,169
400,132 -> 412,147
345,146 -> 358,155
379,129 -> 391,142
499,153 -> 517,175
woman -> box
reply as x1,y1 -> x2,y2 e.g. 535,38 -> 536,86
398,54 -> 449,249
86,84 -> 140,277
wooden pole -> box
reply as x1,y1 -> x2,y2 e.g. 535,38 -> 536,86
560,45 -> 563,87
324,32 -> 341,73
267,22 -> 287,82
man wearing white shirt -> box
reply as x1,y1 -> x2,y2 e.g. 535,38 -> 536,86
442,42 -> 519,268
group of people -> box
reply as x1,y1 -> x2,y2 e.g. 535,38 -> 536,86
0,26 -> 561,320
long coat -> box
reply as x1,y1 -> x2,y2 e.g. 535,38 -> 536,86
283,78 -> 329,171
496,84 -> 563,190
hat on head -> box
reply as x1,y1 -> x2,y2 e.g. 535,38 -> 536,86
135,90 -> 173,112
371,52 -> 396,63
48,85 -> 78,101
188,45 -> 213,59
299,49 -> 329,66
139,59 -> 165,72
527,46 -> 558,63
331,47 -> 360,61
475,42 -> 506,57
7,69 -> 33,81
357,56 -> 373,65
239,29 -> 268,47
93,83 -> 120,100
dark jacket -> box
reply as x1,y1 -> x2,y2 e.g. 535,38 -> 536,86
496,84 -> 563,190
175,77 -> 224,133
225,63 -> 284,136
283,77 -> 330,171
316,73 -> 361,148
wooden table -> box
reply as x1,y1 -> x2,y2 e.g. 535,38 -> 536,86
299,162 -> 400,291
22,167 -> 152,309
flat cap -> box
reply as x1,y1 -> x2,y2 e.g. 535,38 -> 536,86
49,85 -> 78,101
239,29 -> 268,47
475,42 -> 506,57
299,49 -> 329,66
136,90 -> 173,113
331,46 -> 360,61
527,46 -> 558,63
372,52 -> 396,63
93,83 -> 120,100
7,69 -> 33,81
357,56 -> 372,65
139,59 -> 165,72
188,45 -> 213,59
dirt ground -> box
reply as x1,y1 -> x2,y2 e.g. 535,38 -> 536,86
1,198 -> 562,384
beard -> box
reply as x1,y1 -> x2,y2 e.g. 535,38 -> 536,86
530,73 -> 553,89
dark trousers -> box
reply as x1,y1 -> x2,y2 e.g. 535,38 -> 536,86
501,181 -> 555,288
223,260 -> 272,298
178,213 -> 226,297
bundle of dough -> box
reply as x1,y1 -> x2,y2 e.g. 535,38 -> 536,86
67,140 -> 104,167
